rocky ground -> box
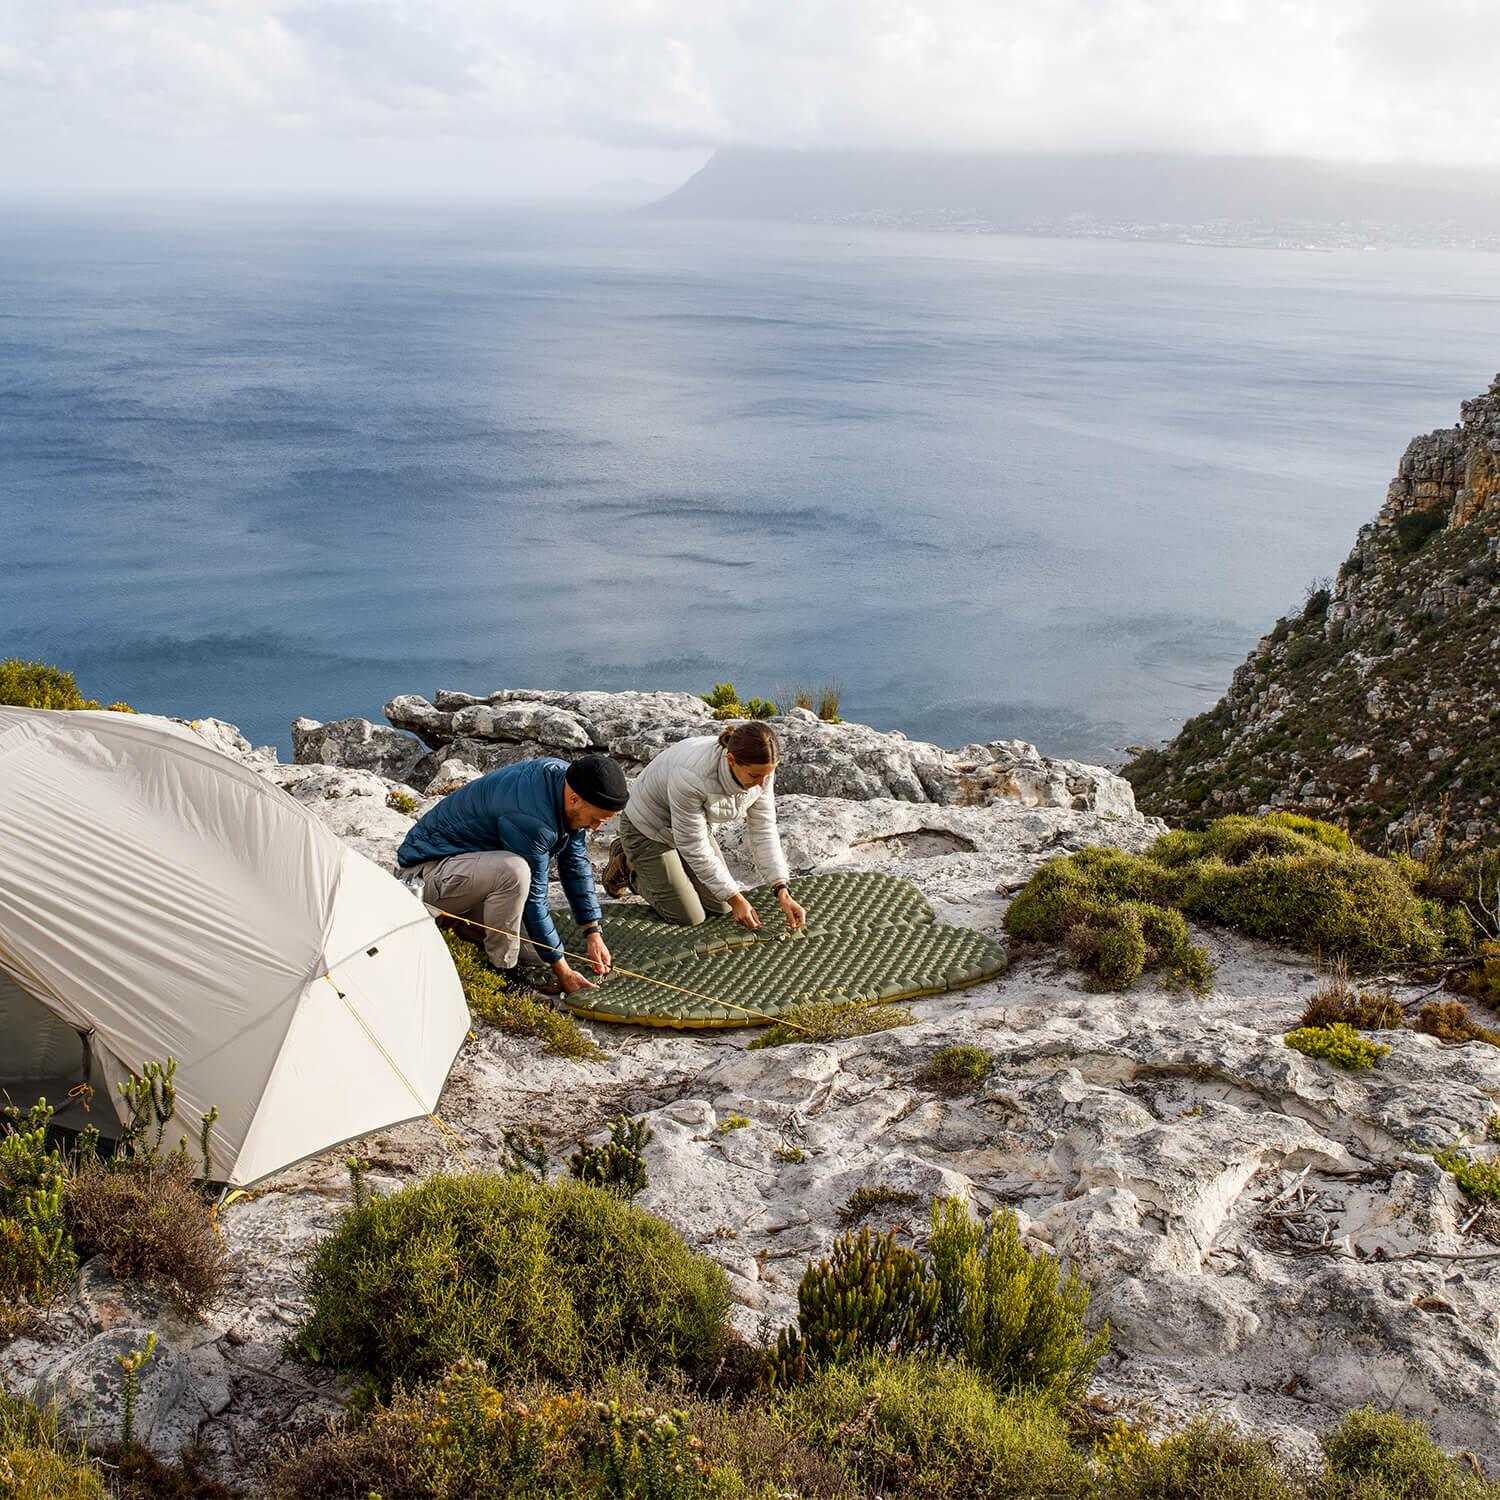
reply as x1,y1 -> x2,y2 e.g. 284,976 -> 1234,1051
6,696 -> 1500,1487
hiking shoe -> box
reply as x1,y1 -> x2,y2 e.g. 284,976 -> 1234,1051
601,837 -> 632,899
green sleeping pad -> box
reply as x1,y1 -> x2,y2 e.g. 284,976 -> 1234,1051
552,870 -> 1007,1030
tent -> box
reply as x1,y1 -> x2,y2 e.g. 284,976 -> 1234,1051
0,707 -> 469,1187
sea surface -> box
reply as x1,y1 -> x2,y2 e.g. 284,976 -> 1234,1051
3,200 -> 1497,763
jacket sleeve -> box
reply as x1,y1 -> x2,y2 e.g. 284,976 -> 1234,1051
745,779 -> 791,887
520,827 -> 566,964
558,829 -> 602,928
668,770 -> 742,903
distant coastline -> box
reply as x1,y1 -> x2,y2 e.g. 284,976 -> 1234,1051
647,148 -> 1500,253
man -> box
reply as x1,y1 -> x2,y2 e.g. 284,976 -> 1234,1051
396,752 -> 627,995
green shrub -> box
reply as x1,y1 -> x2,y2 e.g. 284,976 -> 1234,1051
701,682 -> 776,722
774,1355 -> 1095,1500
444,930 -> 602,1060
1318,1405 -> 1500,1498
297,1173 -> 730,1391
915,1044 -> 994,1094
386,788 -> 419,816
569,1116 -> 651,1200
1006,816 -> 1456,988
1284,1023 -> 1390,1071
816,682 -> 843,724
0,658 -> 133,713
772,1200 -> 1106,1405
268,1361 -> 727,1500
1432,1149 -> 1500,1203
925,1198 -> 1107,1404
0,1101 -> 77,1322
1104,1415 -> 1298,1500
0,1389 -> 107,1500
1003,846 -> 1211,992
771,1227 -> 938,1384
748,998 -> 915,1049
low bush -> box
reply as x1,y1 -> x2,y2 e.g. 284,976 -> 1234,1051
0,1389 -> 106,1500
1413,1002 -> 1500,1048
1005,815 -> 1460,990
1453,942 -> 1500,1008
1395,508 -> 1446,555
748,998 -> 915,1049
1104,1415 -> 1299,1500
1299,979 -> 1404,1031
0,658 -> 133,713
1284,1023 -> 1390,1072
775,1354 -> 1095,1500
915,1044 -> 994,1094
297,1173 -> 730,1391
66,1154 -> 230,1317
702,682 -> 777,722
443,931 -> 602,1060
268,1361 -> 729,1500
1431,1149 -> 1500,1203
569,1116 -> 651,1200
1318,1405 -> 1500,1498
0,1102 -> 78,1328
772,1199 -> 1106,1405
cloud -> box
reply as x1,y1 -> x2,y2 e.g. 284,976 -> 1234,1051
2,0 -> 1496,192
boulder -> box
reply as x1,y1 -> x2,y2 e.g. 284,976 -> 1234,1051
32,1326 -> 187,1452
383,693 -> 456,748
291,716 -> 425,782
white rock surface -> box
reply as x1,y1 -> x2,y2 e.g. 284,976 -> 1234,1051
11,708 -> 1500,1478
378,687 -> 1136,813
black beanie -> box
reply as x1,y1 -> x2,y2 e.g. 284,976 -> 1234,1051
565,753 -> 629,811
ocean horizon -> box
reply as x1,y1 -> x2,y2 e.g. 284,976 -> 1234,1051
4,198 -> 1497,763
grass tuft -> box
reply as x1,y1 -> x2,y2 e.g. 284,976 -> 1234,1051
748,998 -> 915,1049
443,930 -> 602,1060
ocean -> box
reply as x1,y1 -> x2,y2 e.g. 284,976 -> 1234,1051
3,199 -> 1497,764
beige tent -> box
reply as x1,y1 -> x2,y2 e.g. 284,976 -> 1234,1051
0,706 -> 468,1186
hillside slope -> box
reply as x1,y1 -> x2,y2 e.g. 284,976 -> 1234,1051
1125,375 -> 1500,853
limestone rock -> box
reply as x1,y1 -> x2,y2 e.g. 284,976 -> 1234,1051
291,716 -> 426,782
364,687 -> 1136,814
383,693 -> 456,748
32,1326 -> 187,1452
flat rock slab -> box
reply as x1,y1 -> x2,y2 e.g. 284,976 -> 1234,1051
553,871 -> 1007,1027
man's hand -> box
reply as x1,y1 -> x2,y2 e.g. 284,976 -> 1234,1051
778,888 -> 807,932
585,930 -> 612,976
552,960 -> 598,994
729,892 -> 763,931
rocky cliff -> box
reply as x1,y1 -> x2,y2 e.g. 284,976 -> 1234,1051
1125,374 -> 1500,854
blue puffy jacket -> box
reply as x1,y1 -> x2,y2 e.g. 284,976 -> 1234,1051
396,757 -> 600,964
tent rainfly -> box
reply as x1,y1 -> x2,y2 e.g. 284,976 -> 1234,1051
0,706 -> 469,1187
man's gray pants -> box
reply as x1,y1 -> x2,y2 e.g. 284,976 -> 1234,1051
403,851 -> 530,969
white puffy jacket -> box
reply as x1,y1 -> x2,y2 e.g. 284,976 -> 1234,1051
623,735 -> 791,903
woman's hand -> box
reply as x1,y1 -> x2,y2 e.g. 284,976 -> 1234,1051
777,888 -> 807,932
729,892 -> 763,931
585,930 -> 612,976
553,961 -> 598,994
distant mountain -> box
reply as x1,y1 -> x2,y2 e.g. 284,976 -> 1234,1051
645,148 -> 1500,250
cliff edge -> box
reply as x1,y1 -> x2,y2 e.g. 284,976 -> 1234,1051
1125,374 -> 1500,853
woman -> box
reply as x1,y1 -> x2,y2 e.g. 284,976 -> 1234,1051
603,721 -> 807,932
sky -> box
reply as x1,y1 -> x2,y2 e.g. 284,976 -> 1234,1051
2,0 -> 1497,197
